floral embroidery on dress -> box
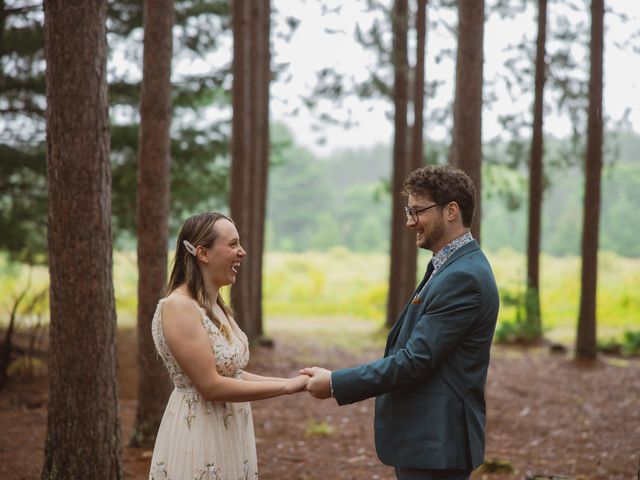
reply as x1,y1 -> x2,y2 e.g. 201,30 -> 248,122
243,407 -> 250,427
241,459 -> 258,479
185,392 -> 199,429
192,462 -> 226,480
242,460 -> 248,480
222,405 -> 233,430
151,299 -> 250,388
150,461 -> 168,480
150,298 -> 257,480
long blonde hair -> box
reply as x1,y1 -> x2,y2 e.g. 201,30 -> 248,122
166,212 -> 234,340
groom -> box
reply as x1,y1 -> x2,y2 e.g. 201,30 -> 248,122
303,165 -> 499,480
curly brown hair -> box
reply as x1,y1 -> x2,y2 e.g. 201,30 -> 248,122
402,165 -> 476,227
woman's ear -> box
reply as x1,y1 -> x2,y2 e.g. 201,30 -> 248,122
196,246 -> 209,264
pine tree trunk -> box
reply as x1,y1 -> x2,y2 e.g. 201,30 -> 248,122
525,0 -> 547,339
230,0 -> 270,342
576,0 -> 604,360
386,0 -> 414,327
450,0 -> 485,242
131,0 -> 174,448
42,1 -> 122,478
411,0 -> 427,172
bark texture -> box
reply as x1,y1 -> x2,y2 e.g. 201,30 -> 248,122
411,0 -> 427,174
229,0 -> 271,341
450,0 -> 485,242
525,0 -> 548,338
42,1 -> 122,478
576,0 -> 604,360
131,0 -> 174,448
386,0 -> 415,327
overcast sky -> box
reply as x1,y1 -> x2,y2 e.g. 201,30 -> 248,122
270,0 -> 640,156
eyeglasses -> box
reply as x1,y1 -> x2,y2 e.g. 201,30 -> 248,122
404,201 -> 450,223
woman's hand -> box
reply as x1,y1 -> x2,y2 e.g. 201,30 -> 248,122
283,374 -> 309,394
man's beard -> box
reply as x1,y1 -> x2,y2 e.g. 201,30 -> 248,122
419,217 -> 445,251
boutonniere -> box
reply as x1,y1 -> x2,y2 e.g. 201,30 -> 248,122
411,295 -> 421,305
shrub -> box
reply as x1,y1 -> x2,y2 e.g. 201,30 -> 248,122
597,330 -> 640,356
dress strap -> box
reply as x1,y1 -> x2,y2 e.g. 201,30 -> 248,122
191,299 -> 225,335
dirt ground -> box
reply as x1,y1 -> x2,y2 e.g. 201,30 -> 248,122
1,327 -> 639,480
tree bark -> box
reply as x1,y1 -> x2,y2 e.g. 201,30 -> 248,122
576,0 -> 604,360
386,0 -> 414,327
42,1 -> 122,478
411,0 -> 427,172
450,0 -> 485,242
525,0 -> 548,339
230,0 -> 271,342
131,0 -> 174,448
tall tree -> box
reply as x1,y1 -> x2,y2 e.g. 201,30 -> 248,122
42,1 -> 122,478
411,0 -> 427,173
576,0 -> 604,360
449,0 -> 485,242
229,0 -> 271,341
385,0 -> 413,327
130,0 -> 174,448
525,0 -> 548,339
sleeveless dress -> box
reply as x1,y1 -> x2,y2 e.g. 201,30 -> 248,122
149,298 -> 259,480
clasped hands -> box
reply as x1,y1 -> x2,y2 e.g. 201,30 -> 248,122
284,366 -> 333,399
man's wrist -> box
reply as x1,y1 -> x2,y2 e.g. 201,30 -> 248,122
329,372 -> 335,398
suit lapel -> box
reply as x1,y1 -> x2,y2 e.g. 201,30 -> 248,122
385,241 -> 481,355
384,268 -> 431,356
433,240 -> 479,278
419,241 -> 479,297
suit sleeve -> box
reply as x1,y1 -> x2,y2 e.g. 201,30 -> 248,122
332,271 -> 481,405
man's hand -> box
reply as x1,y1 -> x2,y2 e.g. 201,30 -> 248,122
299,366 -> 333,399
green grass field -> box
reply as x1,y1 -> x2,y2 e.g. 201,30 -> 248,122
263,248 -> 640,343
1,249 -> 638,344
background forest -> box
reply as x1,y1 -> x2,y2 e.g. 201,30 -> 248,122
265,129 -> 640,256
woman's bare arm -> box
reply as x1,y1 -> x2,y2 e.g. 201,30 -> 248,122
241,371 -> 290,382
161,296 -> 307,402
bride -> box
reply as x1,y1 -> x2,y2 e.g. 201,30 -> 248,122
149,212 -> 308,479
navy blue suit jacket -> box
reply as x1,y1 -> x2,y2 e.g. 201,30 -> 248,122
331,241 -> 499,470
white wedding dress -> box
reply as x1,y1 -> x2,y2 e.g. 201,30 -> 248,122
149,298 -> 258,480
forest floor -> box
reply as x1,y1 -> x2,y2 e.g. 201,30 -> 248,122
1,324 -> 639,480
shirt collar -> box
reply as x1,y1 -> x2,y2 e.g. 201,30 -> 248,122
431,231 -> 474,274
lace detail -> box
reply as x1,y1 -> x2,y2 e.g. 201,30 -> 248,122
151,298 -> 250,388
150,461 -> 168,480
185,391 -> 199,429
149,297 -> 258,479
195,463 -> 225,480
